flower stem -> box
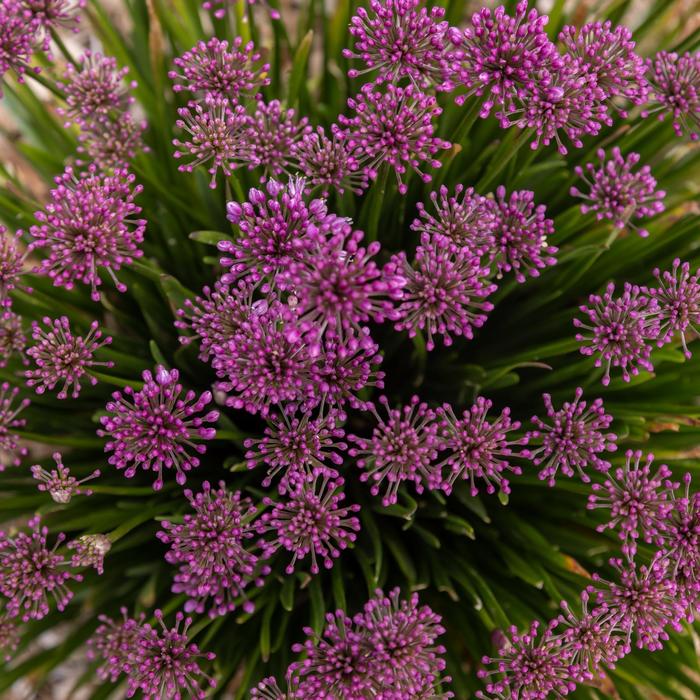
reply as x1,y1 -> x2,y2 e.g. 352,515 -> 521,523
477,127 -> 535,193
50,29 -> 79,69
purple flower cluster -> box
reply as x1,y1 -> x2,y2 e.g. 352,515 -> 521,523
575,260 -> 700,383
67,533 -> 111,575
98,366 -> 218,490
571,147 -> 665,237
0,311 -> 26,368
253,588 -> 451,699
59,50 -> 146,168
31,451 -> 100,503
27,165 -> 146,302
0,226 -> 29,312
0,382 -> 29,470
87,608 -> 216,699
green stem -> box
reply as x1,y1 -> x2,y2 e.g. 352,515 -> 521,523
50,29 -> 79,69
364,166 -> 389,242
107,508 -> 161,543
25,70 -> 66,99
477,127 -> 535,193
450,95 -> 483,145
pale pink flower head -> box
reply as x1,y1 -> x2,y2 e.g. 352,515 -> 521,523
67,534 -> 111,575
31,452 -> 100,503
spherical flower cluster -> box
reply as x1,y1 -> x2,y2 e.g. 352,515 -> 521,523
292,125 -> 366,195
31,452 -> 100,504
169,36 -> 270,102
588,450 -> 673,556
559,21 -> 648,113
386,232 -> 496,350
411,184 -> 497,252
571,148 -> 665,237
20,0 -> 85,54
0,226 -> 30,311
338,82 -> 450,194
244,409 -> 347,491
157,481 -> 270,616
28,165 -> 146,301
574,282 -> 660,385
349,395 -> 442,506
646,259 -> 700,357
0,516 -> 81,621
98,366 -> 218,490
0,382 -> 29,470
0,311 -> 26,368
0,3 -> 38,93
525,388 -> 617,486
259,474 -> 360,574
87,608 -> 146,682
288,589 -> 451,698
343,0 -> 454,89
491,186 -> 557,282
436,397 -> 527,496
644,51 -> 699,140
67,533 -> 111,574
25,316 -> 113,398
172,98 -> 249,188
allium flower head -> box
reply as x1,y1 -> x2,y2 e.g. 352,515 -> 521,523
293,125 -> 366,195
25,317 -> 113,398
436,397 -> 526,496
58,51 -> 136,127
173,97 -> 249,188
252,677 -> 300,700
559,21 -> 648,112
338,82 -> 450,194
67,533 -> 111,574
260,474 -> 360,574
588,450 -> 673,556
491,187 -> 557,283
0,615 -> 19,661
453,1 -> 559,115
211,300 -> 314,415
593,556 -> 684,652
244,409 -> 346,492
0,225 -> 30,310
291,610 -> 373,698
87,607 -> 146,682
21,0 -> 84,53
359,588 -> 448,693
0,4 -> 37,93
244,98 -> 309,178
646,259 -> 700,357
281,226 -> 404,341
505,55 -> 609,154
349,395 -> 442,505
571,148 -> 665,238
219,178 -> 332,286
524,388 -> 617,486
170,36 -> 269,101
387,233 -> 496,351
0,382 -> 29,470
574,282 -> 660,385
644,51 -> 699,140
98,366 -> 219,490
31,452 -> 100,503
28,165 -> 145,301
0,311 -> 26,368
477,620 -> 576,700
158,481 -> 271,616
343,0 -> 453,89
0,516 -> 81,621
412,185 -> 497,252
77,113 -> 147,170
126,610 -> 216,700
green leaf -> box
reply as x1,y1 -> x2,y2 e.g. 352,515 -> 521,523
288,30 -> 313,107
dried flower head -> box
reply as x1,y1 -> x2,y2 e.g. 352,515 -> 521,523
647,259 -> 700,357
25,316 -> 113,398
28,165 -> 145,301
525,388 -> 617,486
349,395 -> 442,506
574,282 -> 660,385
588,450 -> 673,557
31,452 -> 100,504
338,82 -> 450,194
170,36 -> 269,101
387,233 -> 496,350
437,397 -> 526,496
643,51 -> 699,140
343,0 -> 453,89
0,382 -> 28,470
67,534 -> 111,575
98,366 -> 219,490
157,481 -> 270,616
0,516 -> 81,621
571,148 -> 665,238
126,610 -> 216,700
261,474 -> 360,574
